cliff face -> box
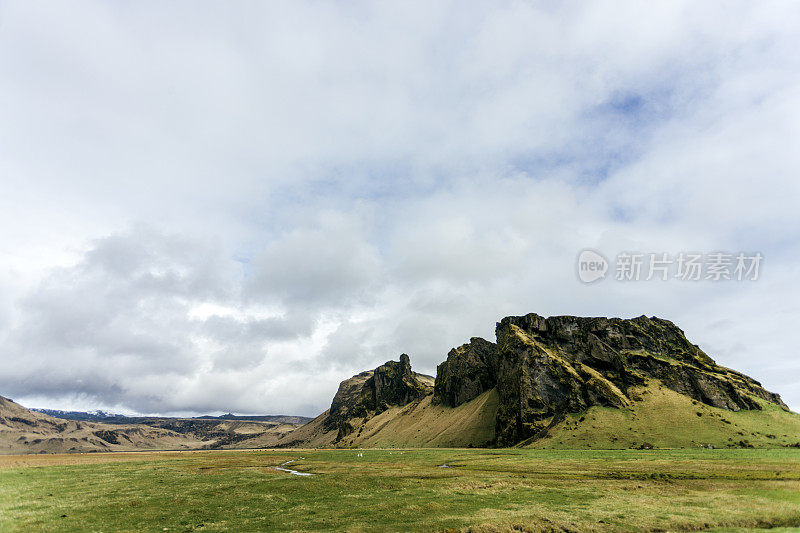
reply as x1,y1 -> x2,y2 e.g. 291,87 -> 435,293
492,313 -> 787,445
433,337 -> 498,407
430,313 -> 787,446
323,354 -> 433,440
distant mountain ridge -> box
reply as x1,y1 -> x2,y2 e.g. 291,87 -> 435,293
0,395 -> 207,454
32,409 -> 312,425
2,397 -> 308,454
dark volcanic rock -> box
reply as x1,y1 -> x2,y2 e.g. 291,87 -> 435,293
311,312 -> 788,449
92,430 -> 120,444
491,313 -> 788,445
324,354 -> 433,440
433,337 -> 498,407
368,354 -> 431,410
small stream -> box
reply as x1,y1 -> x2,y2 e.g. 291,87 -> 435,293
274,458 -> 315,476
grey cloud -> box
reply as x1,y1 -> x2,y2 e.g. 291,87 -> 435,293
246,212 -> 381,308
83,228 -> 238,300
211,345 -> 268,372
0,1 -> 799,415
0,228 -> 236,409
199,314 -> 315,344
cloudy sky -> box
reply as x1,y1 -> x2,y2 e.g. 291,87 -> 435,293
1,1 -> 799,416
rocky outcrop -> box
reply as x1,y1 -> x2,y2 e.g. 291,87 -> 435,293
321,314 -> 788,447
368,354 -> 433,410
323,354 -> 434,440
492,313 -> 788,445
433,337 -> 498,407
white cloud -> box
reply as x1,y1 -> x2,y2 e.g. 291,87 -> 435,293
246,211 -> 382,308
1,1 -> 799,415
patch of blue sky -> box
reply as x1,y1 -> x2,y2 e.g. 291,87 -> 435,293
508,85 -> 681,187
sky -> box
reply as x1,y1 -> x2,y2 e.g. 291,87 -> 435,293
1,1 -> 799,416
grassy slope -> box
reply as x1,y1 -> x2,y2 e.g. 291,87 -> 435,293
532,381 -> 800,450
272,390 -> 499,449
344,389 -> 499,448
2,448 -> 800,532
271,410 -> 339,448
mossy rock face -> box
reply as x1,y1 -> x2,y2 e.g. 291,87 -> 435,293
323,354 -> 433,440
433,337 -> 498,407
309,312 -> 789,449
491,313 -> 788,446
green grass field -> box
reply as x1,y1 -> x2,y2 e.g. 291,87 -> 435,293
2,448 -> 800,532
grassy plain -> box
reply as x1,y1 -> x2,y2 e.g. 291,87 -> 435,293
1,448 -> 800,532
